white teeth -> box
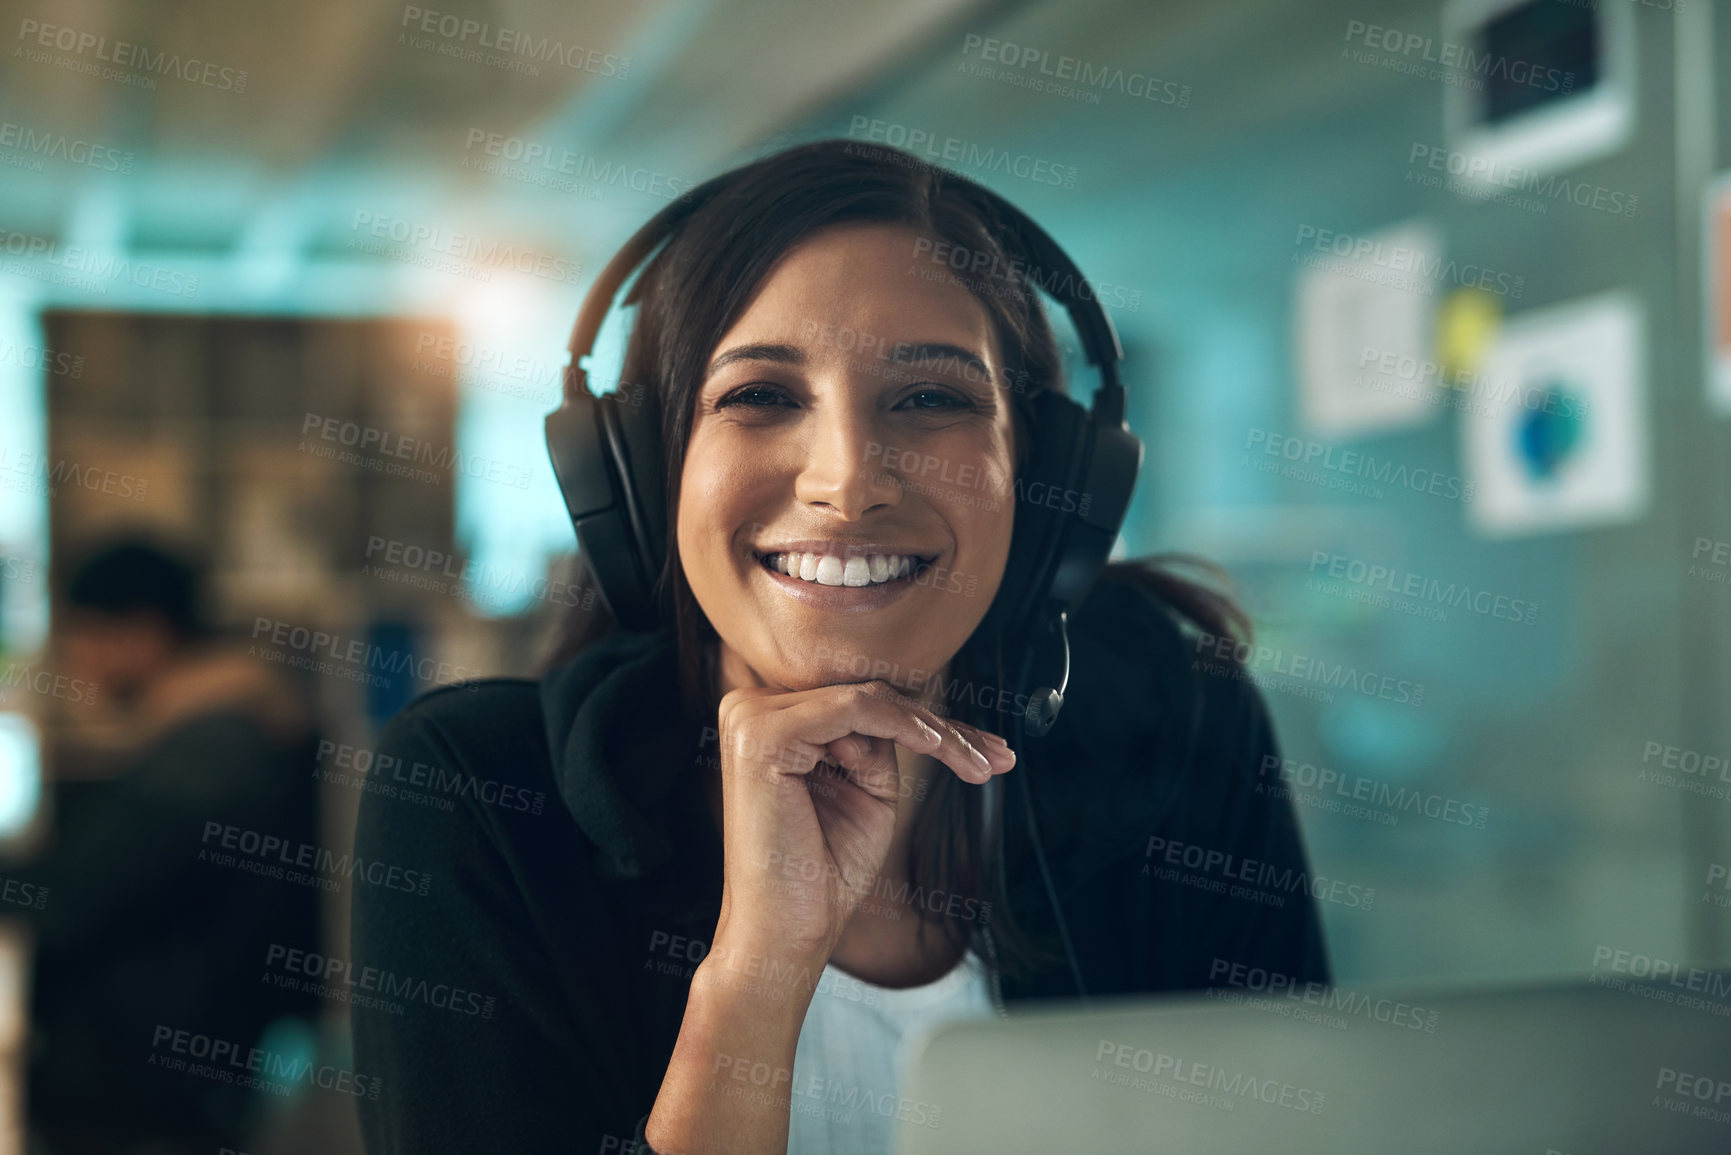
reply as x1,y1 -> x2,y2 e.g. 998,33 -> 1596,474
765,550 -> 923,587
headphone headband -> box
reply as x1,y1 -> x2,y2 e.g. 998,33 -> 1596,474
561,186 -> 714,403
561,161 -> 1128,427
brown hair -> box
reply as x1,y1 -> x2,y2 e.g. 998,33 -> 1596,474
540,139 -> 1253,981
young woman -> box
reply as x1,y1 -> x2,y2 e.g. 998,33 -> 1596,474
350,139 -> 1330,1155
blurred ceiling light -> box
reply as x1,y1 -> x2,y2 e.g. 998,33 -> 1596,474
453,275 -> 567,346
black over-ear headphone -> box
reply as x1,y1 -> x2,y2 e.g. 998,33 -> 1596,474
545,156 -> 1144,745
547,149 -> 1140,1001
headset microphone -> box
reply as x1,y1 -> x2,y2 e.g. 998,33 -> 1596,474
1008,615 -> 1089,1002
1022,611 -> 1070,738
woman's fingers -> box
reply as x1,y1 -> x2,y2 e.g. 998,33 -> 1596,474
878,692 -> 1016,781
776,682 -> 1014,785
951,719 -> 1015,762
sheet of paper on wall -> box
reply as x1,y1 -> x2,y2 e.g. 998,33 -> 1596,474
1295,219 -> 1443,439
1461,291 -> 1647,538
1707,173 -> 1731,415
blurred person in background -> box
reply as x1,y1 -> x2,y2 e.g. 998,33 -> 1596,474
11,539 -> 322,1155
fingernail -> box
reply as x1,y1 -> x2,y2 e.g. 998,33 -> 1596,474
968,742 -> 992,773
981,732 -> 1010,749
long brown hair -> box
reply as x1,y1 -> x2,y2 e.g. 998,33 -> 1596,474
539,139 -> 1253,981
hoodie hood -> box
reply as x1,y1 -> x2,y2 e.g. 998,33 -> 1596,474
538,626 -> 705,881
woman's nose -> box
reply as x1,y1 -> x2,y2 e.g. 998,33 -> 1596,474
791,404 -> 904,519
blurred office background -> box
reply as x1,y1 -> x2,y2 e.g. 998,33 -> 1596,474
0,0 -> 1728,1149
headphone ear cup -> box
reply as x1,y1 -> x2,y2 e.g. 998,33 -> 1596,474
544,383 -> 667,631
610,378 -> 667,590
1048,419 -> 1141,610
992,389 -> 1088,640
991,387 -> 1144,642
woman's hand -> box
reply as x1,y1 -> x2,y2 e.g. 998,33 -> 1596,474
707,679 -> 1015,974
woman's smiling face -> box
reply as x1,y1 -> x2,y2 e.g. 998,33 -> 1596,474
677,222 -> 1018,699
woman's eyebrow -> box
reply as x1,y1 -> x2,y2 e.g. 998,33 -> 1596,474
885,342 -> 993,384
704,339 -> 993,384
706,343 -> 804,379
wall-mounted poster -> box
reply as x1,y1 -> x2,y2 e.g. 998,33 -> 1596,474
1461,290 -> 1646,538
1706,171 -> 1731,415
1295,219 -> 1442,438
1441,0 -> 1635,183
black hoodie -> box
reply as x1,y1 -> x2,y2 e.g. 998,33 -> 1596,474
350,568 -> 1332,1153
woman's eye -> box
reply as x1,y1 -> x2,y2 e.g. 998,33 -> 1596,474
900,388 -> 972,411
716,385 -> 791,409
